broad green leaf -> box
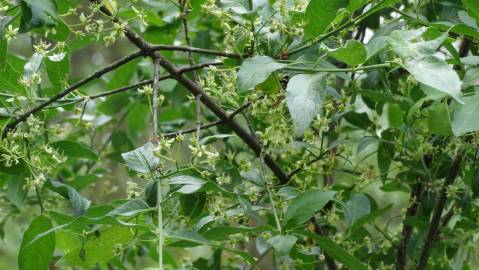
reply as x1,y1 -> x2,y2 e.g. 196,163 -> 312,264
343,111 -> 373,129
428,102 -> 453,135
463,0 -> 479,22
127,102 -> 150,135
19,216 -> 55,270
451,94 -> 479,136
180,192 -> 206,220
23,53 -> 43,82
388,29 -> 446,59
166,230 -> 211,246
329,40 -> 367,67
344,193 -> 371,226
57,226 -> 133,268
284,190 -> 336,227
50,140 -> 98,160
48,181 -> 91,216
296,231 -> 368,270
108,198 -> 150,217
349,205 -> 392,234
304,0 -> 348,38
223,247 -> 257,265
168,175 -> 206,194
463,68 -> 479,88
0,39 -> 6,71
347,0 -> 369,12
387,104 -> 404,128
285,73 -> 326,135
237,56 -> 286,92
7,175 -> 28,208
403,56 -> 462,103
267,235 -> 297,257
20,0 -> 58,32
121,142 -> 159,173
46,52 -> 70,91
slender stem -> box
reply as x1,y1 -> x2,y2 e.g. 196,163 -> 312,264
1,50 -> 145,137
157,178 -> 163,270
284,63 -> 392,73
152,58 -> 161,145
267,185 -> 282,233
179,0 -> 201,141
151,44 -> 244,58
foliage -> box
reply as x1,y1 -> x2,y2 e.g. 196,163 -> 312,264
0,0 -> 479,269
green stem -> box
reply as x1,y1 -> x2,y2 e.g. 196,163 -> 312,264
267,185 -> 282,233
283,62 -> 392,73
157,178 -> 163,270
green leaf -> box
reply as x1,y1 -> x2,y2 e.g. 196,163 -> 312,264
349,205 -> 392,234
403,56 -> 462,103
166,230 -> 211,247
57,226 -> 133,268
343,111 -> 373,129
463,0 -> 479,22
121,142 -> 159,173
127,102 -> 150,135
237,56 -> 286,92
48,181 -> 91,216
284,190 -> 336,227
46,52 -> 70,91
451,94 -> 479,136
387,104 -> 404,128
428,102 -> 453,135
0,39 -> 7,71
50,140 -> 98,160
7,175 -> 28,208
20,0 -> 58,32
267,235 -> 297,257
344,193 -> 371,226
19,216 -> 55,270
168,175 -> 206,194
463,68 -> 479,88
304,0 -> 348,38
180,192 -> 206,220
296,231 -> 368,270
285,73 -> 326,135
329,40 -> 367,67
388,29 -> 446,59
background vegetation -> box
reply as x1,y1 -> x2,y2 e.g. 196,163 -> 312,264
1,0 -> 479,269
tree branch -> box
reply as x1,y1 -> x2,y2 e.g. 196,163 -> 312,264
119,24 -> 290,185
416,154 -> 462,270
151,44 -> 244,59
1,50 -> 145,137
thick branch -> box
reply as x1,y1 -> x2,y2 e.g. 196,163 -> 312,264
151,44 -> 243,59
121,26 -> 290,185
416,154 -> 462,270
2,50 -> 145,137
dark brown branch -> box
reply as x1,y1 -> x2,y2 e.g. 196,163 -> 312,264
151,45 -> 244,59
396,181 -> 424,270
416,154 -> 462,270
2,50 -> 145,137
396,154 -> 432,270
85,62 -> 222,102
119,25 -> 290,185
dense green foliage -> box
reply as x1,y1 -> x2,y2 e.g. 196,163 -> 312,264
1,0 -> 479,269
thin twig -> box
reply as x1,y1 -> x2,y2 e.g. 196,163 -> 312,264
179,0 -> 201,141
151,44 -> 244,59
1,50 -> 145,137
